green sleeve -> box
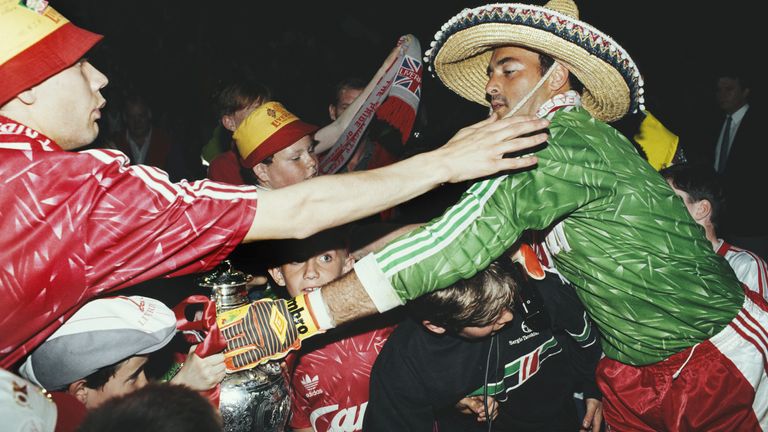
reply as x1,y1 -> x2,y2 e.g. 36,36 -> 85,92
355,114 -> 618,307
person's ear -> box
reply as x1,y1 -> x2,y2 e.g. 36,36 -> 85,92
547,62 -> 571,92
267,267 -> 286,286
67,380 -> 89,405
15,89 -> 36,105
221,115 -> 237,132
422,320 -> 447,334
328,104 -> 338,121
252,163 -> 270,185
341,252 -> 355,274
693,199 -> 713,223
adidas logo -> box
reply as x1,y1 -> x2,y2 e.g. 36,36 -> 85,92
301,374 -> 319,392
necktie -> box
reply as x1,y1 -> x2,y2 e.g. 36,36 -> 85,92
717,115 -> 732,174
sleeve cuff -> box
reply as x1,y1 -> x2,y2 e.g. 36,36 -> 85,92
354,253 -> 404,313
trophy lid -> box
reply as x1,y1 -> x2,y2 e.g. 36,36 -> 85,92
196,260 -> 251,289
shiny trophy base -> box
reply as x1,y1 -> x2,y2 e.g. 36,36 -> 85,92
219,361 -> 290,432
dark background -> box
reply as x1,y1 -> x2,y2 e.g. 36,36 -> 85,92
56,0 -> 758,168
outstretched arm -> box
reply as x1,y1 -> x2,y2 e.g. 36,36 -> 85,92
245,115 -> 548,241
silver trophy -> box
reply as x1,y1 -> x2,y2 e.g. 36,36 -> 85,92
197,261 -> 290,432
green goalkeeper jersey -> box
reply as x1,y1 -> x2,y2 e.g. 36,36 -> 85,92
363,105 -> 743,366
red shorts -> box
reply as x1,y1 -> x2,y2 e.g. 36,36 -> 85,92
597,289 -> 768,431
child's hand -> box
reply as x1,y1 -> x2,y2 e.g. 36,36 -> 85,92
456,395 -> 499,422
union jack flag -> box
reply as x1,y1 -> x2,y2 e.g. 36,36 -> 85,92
394,55 -> 422,98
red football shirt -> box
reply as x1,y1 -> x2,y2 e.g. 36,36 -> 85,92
289,326 -> 393,432
0,115 -> 258,367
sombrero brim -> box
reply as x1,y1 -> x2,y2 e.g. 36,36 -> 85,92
429,5 -> 644,122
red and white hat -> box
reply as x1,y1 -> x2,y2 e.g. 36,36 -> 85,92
0,0 -> 102,106
18,296 -> 176,391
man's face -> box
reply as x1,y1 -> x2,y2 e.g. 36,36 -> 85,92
83,355 -> 149,409
485,46 -> 547,118
124,101 -> 151,138
29,60 -> 108,149
329,87 -> 363,120
271,248 -> 354,297
716,77 -> 749,114
457,309 -> 514,339
254,135 -> 318,189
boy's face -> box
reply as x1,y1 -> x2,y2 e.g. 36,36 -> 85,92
666,179 -> 703,224
253,135 -> 319,189
77,355 -> 149,409
456,309 -> 515,339
269,248 -> 354,297
329,86 -> 363,120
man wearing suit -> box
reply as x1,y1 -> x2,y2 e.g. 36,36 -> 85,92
711,71 -> 768,259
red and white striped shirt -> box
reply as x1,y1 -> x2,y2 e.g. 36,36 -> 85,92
0,115 -> 258,368
716,239 -> 768,301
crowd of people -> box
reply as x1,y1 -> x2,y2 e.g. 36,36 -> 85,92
2,0 -> 766,431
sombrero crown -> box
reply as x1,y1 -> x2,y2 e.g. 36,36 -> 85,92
425,0 -> 644,122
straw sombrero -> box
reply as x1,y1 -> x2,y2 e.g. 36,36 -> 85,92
425,0 -> 644,122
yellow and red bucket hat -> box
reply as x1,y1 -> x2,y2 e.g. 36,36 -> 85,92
233,101 -> 319,168
0,0 -> 102,106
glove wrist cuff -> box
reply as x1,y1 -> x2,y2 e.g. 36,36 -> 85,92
286,294 -> 322,341
306,290 -> 335,330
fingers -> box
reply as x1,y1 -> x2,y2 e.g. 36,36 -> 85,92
483,115 -> 545,134
493,155 -> 539,172
498,132 -> 549,154
581,399 -> 603,431
451,113 -> 500,141
467,112 -> 500,131
497,118 -> 550,140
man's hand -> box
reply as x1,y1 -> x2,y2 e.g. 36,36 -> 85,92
218,296 -> 321,372
456,396 -> 499,422
170,345 -> 226,391
247,113 -> 548,242
435,114 -> 549,184
581,398 -> 603,431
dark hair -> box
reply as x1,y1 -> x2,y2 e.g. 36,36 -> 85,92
717,68 -> 752,92
270,226 -> 351,267
212,75 -> 272,119
77,384 -> 222,432
660,163 -> 725,229
539,53 -> 584,94
81,359 -> 126,391
408,262 -> 516,333
331,77 -> 366,106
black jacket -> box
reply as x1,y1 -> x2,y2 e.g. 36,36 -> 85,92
363,276 -> 602,432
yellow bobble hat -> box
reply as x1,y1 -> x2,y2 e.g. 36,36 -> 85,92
233,101 -> 319,168
0,0 -> 102,106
